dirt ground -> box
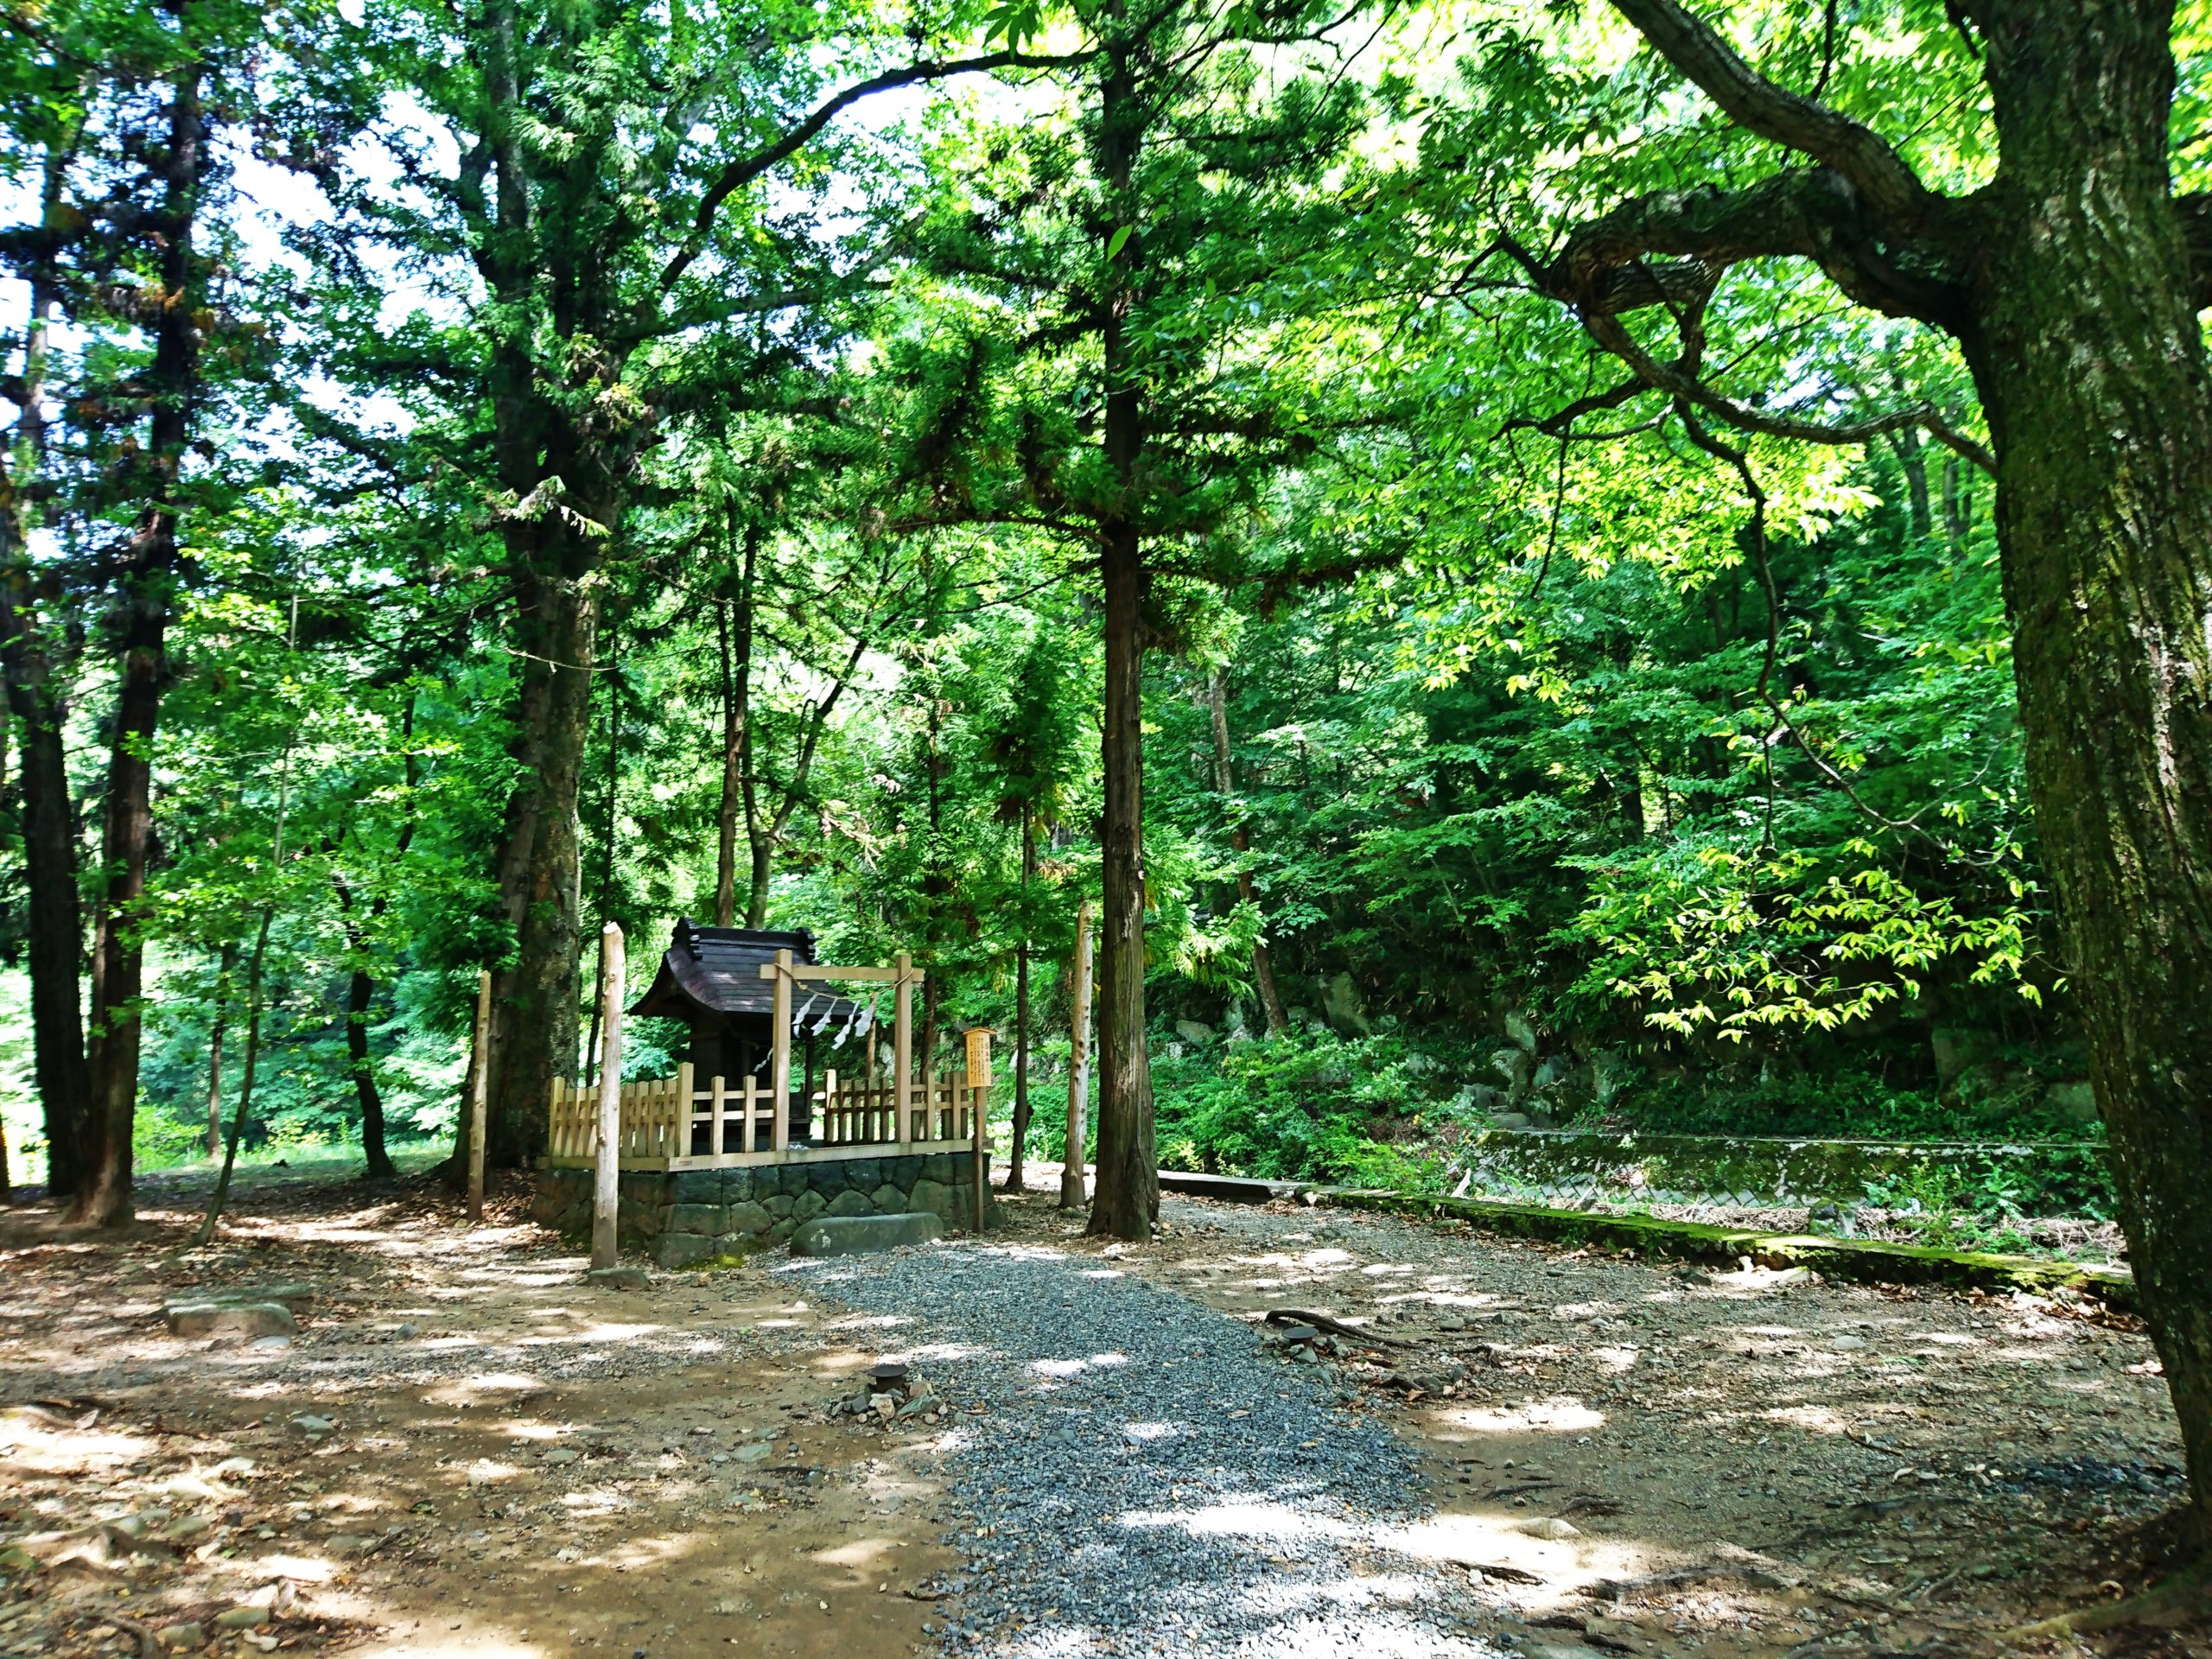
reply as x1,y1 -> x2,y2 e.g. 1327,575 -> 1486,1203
0,1163 -> 2204,1659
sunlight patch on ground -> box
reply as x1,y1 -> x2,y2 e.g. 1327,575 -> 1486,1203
602,1531 -> 705,1573
556,1489 -> 633,1516
886,1341 -> 990,1365
1433,1397 -> 1605,1436
1121,1497 -> 1347,1545
0,1414 -> 156,1475
423,1373 -> 555,1408
347,1627 -> 549,1658
243,1553 -> 340,1584
822,1313 -> 915,1333
1592,1345 -> 1641,1374
1382,1508 -> 1646,1594
812,1535 -> 904,1569
1764,1403 -> 1850,1434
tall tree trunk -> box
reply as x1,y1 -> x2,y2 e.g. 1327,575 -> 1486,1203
1881,426 -> 1932,540
0,555 -> 88,1196
1940,454 -> 1969,550
913,593 -> 949,1077
1002,817 -> 1034,1190
1959,2 -> 2212,1534
329,869 -> 398,1178
1205,668 -> 1289,1037
581,645 -> 622,1083
347,965 -> 396,1179
74,60 -> 205,1228
746,831 -> 774,929
485,564 -> 597,1169
1087,18 -> 1156,1240
202,943 -> 235,1158
469,0 -> 606,1174
1091,520 -> 1155,1237
0,144 -> 90,1198
715,520 -> 758,928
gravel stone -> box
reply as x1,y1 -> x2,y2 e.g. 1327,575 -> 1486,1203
796,1243 -> 1503,1656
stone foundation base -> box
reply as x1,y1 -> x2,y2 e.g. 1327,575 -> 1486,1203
530,1152 -> 998,1267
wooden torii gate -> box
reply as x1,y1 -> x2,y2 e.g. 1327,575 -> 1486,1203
756,948 -> 921,1149
760,947 -> 987,1231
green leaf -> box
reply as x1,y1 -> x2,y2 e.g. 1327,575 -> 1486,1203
1106,225 -> 1132,260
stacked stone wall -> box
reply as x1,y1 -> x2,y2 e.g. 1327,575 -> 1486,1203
530,1151 -> 995,1267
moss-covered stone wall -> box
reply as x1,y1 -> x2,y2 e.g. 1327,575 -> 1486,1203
1461,1128 -> 2113,1215
530,1150 -> 995,1267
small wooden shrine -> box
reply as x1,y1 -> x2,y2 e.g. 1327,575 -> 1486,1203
546,925 -> 987,1173
627,922 -> 866,1146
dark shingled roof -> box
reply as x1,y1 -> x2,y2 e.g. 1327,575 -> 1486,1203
629,919 -> 866,1028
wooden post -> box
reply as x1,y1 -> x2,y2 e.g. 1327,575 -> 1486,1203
1063,900 -> 1093,1210
770,947 -> 792,1154
710,1073 -> 727,1161
965,1027 -> 990,1234
893,951 -> 914,1148
741,1073 -> 757,1154
675,1062 -> 693,1162
466,969 -> 492,1220
825,1067 -> 840,1143
591,922 -> 625,1269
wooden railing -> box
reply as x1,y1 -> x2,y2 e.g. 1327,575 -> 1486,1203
545,1058 -> 988,1172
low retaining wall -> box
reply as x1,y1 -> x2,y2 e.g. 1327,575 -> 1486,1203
1459,1128 -> 2113,1215
1301,1185 -> 2135,1309
531,1150 -> 995,1267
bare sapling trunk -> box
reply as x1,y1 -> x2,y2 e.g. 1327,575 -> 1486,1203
202,944 -> 235,1157
197,600 -> 298,1246
591,923 -> 625,1269
1061,899 -> 1093,1209
466,969 -> 493,1221
348,966 -> 397,1178
1205,668 -> 1289,1036
1003,816 -> 1036,1190
197,909 -> 276,1246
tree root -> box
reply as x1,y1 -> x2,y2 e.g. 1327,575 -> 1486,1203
2000,1557 -> 2211,1640
98,1612 -> 158,1658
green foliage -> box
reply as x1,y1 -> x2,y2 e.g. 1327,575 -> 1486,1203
1149,1032 -> 1456,1187
0,0 -> 2145,1206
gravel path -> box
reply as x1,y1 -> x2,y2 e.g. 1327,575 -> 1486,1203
794,1241 -> 1504,1659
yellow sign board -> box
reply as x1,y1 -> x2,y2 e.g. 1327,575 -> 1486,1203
964,1027 -> 992,1087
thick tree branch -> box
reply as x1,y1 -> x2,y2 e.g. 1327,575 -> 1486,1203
658,48 -> 1094,294
1510,168 -> 1990,471
1586,308 -> 1994,472
1608,0 -> 1941,232
1523,168 -> 1965,327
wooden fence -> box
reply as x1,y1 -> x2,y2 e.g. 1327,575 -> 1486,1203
545,1058 -> 987,1172
547,948 -> 990,1173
